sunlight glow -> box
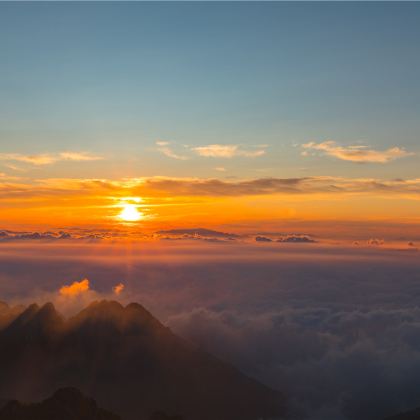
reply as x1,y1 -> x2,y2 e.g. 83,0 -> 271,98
118,204 -> 143,222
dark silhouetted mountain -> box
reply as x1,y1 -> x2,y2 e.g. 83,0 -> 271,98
0,387 -> 120,420
384,407 -> 420,420
0,300 -> 287,420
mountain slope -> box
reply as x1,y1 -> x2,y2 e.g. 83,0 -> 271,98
0,302 -> 24,329
0,300 -> 287,420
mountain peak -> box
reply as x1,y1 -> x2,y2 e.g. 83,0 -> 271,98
5,302 -> 63,336
36,302 -> 63,327
69,300 -> 165,335
38,302 -> 60,318
81,300 -> 125,315
124,302 -> 165,332
69,300 -> 124,325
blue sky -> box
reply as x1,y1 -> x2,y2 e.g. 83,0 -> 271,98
0,2 -> 419,180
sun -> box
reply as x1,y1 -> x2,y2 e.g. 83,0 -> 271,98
118,204 -> 143,222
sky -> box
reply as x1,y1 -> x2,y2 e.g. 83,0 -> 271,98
2,4 -> 420,419
0,2 -> 420,231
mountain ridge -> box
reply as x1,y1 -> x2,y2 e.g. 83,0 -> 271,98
0,300 -> 287,420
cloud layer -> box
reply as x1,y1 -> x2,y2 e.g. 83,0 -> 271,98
2,175 -> 420,200
2,242 -> 420,419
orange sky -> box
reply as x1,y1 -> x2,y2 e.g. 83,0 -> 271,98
1,175 -> 420,236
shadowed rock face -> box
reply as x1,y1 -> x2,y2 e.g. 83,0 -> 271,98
0,387 -> 120,420
0,300 -> 287,420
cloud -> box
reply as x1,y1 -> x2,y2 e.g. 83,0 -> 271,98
113,283 -> 125,295
167,305 -> 420,420
2,175 -> 420,204
0,172 -> 22,181
58,152 -> 103,162
3,164 -> 26,172
3,241 -> 420,418
0,153 -> 57,165
0,231 -> 74,241
0,230 -> 109,242
367,238 -> 385,246
59,278 -> 90,297
255,235 -> 316,244
156,228 -> 239,239
155,141 -> 170,147
134,176 -> 420,198
155,141 -> 266,160
155,141 -> 188,160
214,167 -> 227,172
302,141 -> 413,163
277,235 -> 316,243
255,236 -> 272,242
192,144 -> 266,158
0,152 -> 103,166
156,228 -> 239,243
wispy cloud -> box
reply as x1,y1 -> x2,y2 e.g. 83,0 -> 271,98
0,172 -> 22,181
3,163 -> 26,172
155,141 -> 267,160
192,144 -> 266,158
0,152 -> 103,166
113,283 -> 125,295
155,141 -> 188,160
57,152 -> 103,162
302,141 -> 413,163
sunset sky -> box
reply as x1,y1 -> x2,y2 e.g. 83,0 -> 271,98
2,4 -> 420,420
1,2 -> 420,232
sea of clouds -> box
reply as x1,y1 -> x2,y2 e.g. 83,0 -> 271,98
1,240 -> 420,419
